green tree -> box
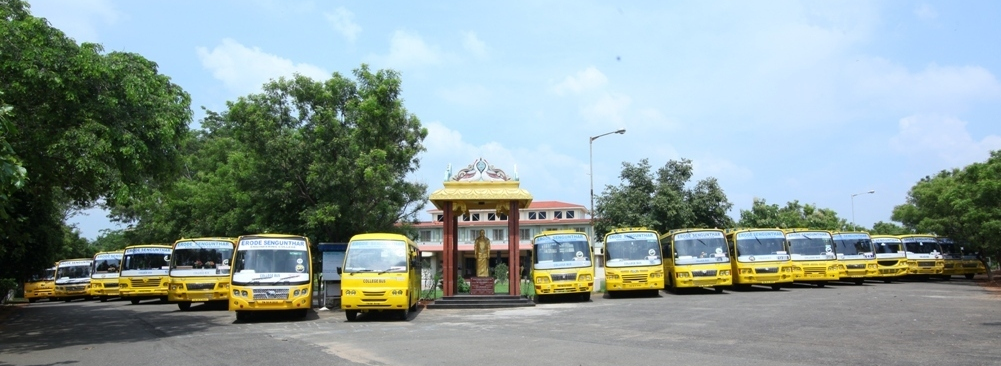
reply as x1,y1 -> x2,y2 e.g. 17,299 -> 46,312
737,199 -> 847,231
0,94 -> 27,219
0,0 -> 191,280
594,158 -> 733,238
870,221 -> 912,236
892,151 -> 1001,280
117,67 -> 428,244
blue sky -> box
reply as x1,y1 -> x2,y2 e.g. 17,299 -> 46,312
29,0 -> 1001,240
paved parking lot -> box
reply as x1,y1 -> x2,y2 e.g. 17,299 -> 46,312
2,278 -> 1000,366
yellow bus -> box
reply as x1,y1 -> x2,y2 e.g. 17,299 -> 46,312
168,237 -> 236,311
784,229 -> 840,287
24,266 -> 56,303
661,228 -> 732,293
119,244 -> 172,304
831,232 -> 878,285
724,228 -> 793,290
870,235 -> 908,282
230,234 -> 313,320
54,258 -> 94,302
530,230 -> 595,302
602,227 -> 664,296
339,233 -> 421,321
935,237 -> 962,280
959,243 -> 987,279
89,250 -> 123,302
898,234 -> 944,278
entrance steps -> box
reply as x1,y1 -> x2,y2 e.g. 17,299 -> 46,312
425,294 -> 535,309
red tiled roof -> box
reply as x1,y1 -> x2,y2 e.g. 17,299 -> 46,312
411,218 -> 590,228
425,200 -> 585,214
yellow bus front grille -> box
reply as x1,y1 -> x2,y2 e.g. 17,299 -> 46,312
130,279 -> 161,288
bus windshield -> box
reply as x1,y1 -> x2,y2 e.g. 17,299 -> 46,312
171,240 -> 234,276
343,240 -> 408,273
57,264 -> 91,280
937,241 -> 960,255
873,240 -> 903,254
93,254 -> 121,275
31,268 -> 55,282
787,233 -> 835,256
673,232 -> 729,260
833,236 -> 873,256
232,237 -> 310,285
534,233 -> 591,270
123,253 -> 170,271
903,239 -> 939,254
605,232 -> 661,267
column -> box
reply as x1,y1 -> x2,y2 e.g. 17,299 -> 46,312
507,200 -> 521,296
442,201 -> 455,297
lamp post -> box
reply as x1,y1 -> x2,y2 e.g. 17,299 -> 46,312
589,129 -> 626,224
850,190 -> 875,230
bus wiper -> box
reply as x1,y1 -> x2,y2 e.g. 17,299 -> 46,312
376,267 -> 398,275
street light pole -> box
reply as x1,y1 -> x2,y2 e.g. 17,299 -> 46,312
589,129 -> 626,224
850,190 -> 875,230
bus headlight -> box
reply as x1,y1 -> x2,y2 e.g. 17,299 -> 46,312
233,289 -> 239,297
578,274 -> 592,281
535,277 -> 550,284
241,290 -> 248,297
739,269 -> 753,274
606,274 -> 619,280
719,270 -> 731,276
676,272 -> 690,278
782,267 -> 793,273
649,272 -> 663,278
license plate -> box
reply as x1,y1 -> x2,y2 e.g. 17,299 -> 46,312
257,300 -> 283,305
191,298 -> 208,302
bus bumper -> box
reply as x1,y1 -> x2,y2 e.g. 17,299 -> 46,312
230,286 -> 312,311
340,289 -> 410,311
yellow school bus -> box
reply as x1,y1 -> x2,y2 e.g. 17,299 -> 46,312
54,258 -> 94,302
831,232 -> 878,285
168,237 -> 236,311
230,234 -> 313,320
530,230 -> 595,302
898,234 -> 944,278
339,233 -> 420,321
724,228 -> 794,290
89,250 -> 123,302
935,237 -> 962,280
870,235 -> 908,282
957,242 -> 987,279
602,227 -> 664,296
24,266 -> 56,303
784,229 -> 840,287
119,244 -> 172,304
661,228 -> 732,293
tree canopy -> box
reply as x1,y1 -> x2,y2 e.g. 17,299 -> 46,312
114,68 -> 428,244
892,150 -> 1001,278
736,198 -> 847,231
594,158 -> 733,238
0,0 -> 191,280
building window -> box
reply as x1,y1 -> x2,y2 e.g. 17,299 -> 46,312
554,211 -> 563,219
520,228 -> 531,240
538,212 -> 547,220
472,213 -> 480,222
499,213 -> 508,220
528,212 -> 537,220
574,227 -> 586,233
566,210 -> 574,219
436,214 -> 444,222
492,229 -> 505,241
547,228 -> 559,232
488,213 -> 496,221
462,213 -> 470,221
420,230 -> 431,242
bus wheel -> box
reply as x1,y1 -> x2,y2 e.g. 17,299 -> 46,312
942,275 -> 952,281
177,302 -> 191,311
771,285 -> 781,291
64,298 -> 72,302
295,309 -> 308,318
345,310 -> 359,322
965,274 -> 975,279
236,311 -> 248,321
854,279 -> 864,285
883,279 -> 891,283
100,296 -> 108,302
159,296 -> 168,303
28,298 -> 37,303
581,292 -> 591,301
714,287 -> 724,294
398,307 -> 410,321
816,283 -> 826,288
130,299 -> 140,305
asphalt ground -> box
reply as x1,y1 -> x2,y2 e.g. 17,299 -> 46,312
1,277 -> 999,366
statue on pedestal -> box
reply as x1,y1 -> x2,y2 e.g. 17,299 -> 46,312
474,229 -> 490,278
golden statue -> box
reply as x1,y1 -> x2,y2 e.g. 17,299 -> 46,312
474,229 -> 490,277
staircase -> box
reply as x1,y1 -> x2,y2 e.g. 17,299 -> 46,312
425,295 -> 535,309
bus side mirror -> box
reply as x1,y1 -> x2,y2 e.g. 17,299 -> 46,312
336,267 -> 342,275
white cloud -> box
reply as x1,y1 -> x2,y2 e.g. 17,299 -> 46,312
692,157 -> 754,183
370,31 -> 445,70
848,59 -> 1001,113
324,7 -> 361,42
914,4 -> 938,21
29,0 -> 121,43
890,115 -> 1001,167
462,31 -> 489,60
437,84 -> 490,107
196,38 -> 329,95
552,67 -> 608,96
580,92 -> 631,127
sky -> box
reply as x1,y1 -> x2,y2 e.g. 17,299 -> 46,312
28,0 -> 1001,240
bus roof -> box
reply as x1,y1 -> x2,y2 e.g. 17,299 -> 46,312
349,233 -> 413,243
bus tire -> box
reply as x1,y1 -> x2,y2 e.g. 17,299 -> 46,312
816,283 -> 826,288
345,310 -> 359,322
64,298 -> 72,302
581,292 -> 591,301
883,279 -> 891,283
942,275 -> 952,281
965,274 -> 975,279
398,307 -> 410,321
295,309 -> 308,318
28,298 -> 37,303
130,298 -> 140,305
177,302 -> 191,311
236,311 -> 248,321
100,296 -> 108,302
771,285 -> 781,291
714,287 -> 724,294
854,279 -> 864,285
159,296 -> 168,303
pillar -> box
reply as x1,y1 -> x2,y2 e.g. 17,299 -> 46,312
507,200 -> 521,296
